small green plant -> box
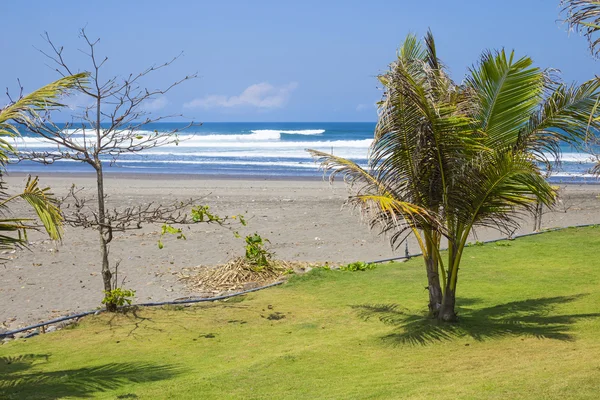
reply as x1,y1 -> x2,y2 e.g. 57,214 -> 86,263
158,224 -> 186,249
467,241 -> 485,247
244,233 -> 272,269
191,205 -> 223,223
102,288 -> 136,307
191,205 -> 247,225
495,241 -> 511,247
340,261 -> 377,272
158,206 -> 246,249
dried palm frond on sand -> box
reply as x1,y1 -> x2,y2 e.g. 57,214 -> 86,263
178,257 -> 321,292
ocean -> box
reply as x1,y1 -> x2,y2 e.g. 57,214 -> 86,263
7,122 -> 600,183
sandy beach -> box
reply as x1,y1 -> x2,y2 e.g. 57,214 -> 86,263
1,173 -> 599,331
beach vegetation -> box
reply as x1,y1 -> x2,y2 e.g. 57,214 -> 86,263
309,31 -> 600,321
244,232 -> 272,269
0,74 -> 87,250
2,227 -> 600,398
339,261 -> 377,271
157,224 -> 186,250
102,287 -> 136,307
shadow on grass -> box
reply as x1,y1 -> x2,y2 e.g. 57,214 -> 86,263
0,353 -> 180,399
352,295 -> 600,346
99,303 -> 250,339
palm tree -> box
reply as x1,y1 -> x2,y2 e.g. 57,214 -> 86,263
309,32 -> 600,321
0,73 -> 87,249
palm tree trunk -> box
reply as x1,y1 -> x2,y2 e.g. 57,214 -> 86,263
425,255 -> 443,316
438,239 -> 460,322
424,234 -> 443,316
438,287 -> 457,322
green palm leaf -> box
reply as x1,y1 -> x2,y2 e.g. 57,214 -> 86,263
561,0 -> 600,57
467,50 -> 544,148
518,79 -> 600,163
0,73 -> 86,248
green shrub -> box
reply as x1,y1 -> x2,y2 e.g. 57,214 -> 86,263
340,261 -> 377,272
244,233 -> 272,269
102,288 -> 136,307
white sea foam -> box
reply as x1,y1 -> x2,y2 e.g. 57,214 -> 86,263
250,129 -> 325,135
13,135 -> 372,150
553,152 -> 597,163
549,172 -> 599,178
15,157 -> 367,170
114,159 -> 330,169
170,137 -> 372,149
194,131 -> 281,141
138,149 -> 367,159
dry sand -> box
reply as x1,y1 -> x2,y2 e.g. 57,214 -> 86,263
1,173 -> 600,330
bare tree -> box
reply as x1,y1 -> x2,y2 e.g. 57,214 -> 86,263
19,29 -> 235,311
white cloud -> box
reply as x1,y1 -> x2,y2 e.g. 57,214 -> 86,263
140,96 -> 168,112
184,82 -> 298,109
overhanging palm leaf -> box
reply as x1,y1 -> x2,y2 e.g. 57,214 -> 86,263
15,176 -> 63,241
561,0 -> 600,57
0,73 -> 88,133
0,176 -> 63,250
560,1 -> 600,175
0,73 -> 87,248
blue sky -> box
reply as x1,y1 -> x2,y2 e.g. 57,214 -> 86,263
2,0 -> 598,122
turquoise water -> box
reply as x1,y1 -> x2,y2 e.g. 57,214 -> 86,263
8,122 -> 599,183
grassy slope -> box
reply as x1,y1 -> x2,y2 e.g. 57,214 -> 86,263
2,226 -> 600,399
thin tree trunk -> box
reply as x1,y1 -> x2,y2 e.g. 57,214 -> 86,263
533,200 -> 543,231
95,160 -> 115,312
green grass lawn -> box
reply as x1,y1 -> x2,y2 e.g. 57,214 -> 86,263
2,226 -> 600,399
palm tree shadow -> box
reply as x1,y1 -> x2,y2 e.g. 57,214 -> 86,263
0,353 -> 180,399
352,294 -> 600,346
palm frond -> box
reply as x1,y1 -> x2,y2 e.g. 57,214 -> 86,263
0,175 -> 63,251
18,176 -> 63,241
0,73 -> 89,165
561,0 -> 600,57
467,50 -> 544,148
453,150 -> 556,235
0,74 -> 85,250
0,73 -> 89,128
518,78 -> 600,162
307,149 -> 440,248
